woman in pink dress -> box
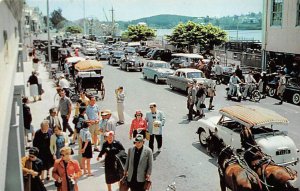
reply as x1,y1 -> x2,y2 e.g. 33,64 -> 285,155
129,111 -> 147,139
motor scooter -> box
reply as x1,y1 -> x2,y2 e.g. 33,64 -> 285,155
226,83 -> 242,102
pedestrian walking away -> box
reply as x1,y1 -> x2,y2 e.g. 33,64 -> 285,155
33,120 -> 54,181
52,147 -> 82,191
145,103 -> 166,152
27,71 -> 39,102
22,96 -> 35,145
86,96 -> 100,151
97,131 -> 125,191
79,121 -> 93,176
129,110 -> 147,139
115,86 -> 125,124
57,90 -> 74,136
50,125 -> 69,160
213,60 -> 224,84
22,147 -> 47,191
276,70 -> 287,105
124,134 -> 153,191
58,74 -> 70,97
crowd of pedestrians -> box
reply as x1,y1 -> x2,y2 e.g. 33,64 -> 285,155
21,54 -> 166,191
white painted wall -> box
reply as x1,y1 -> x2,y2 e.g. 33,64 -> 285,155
0,1 -> 20,189
265,0 -> 300,54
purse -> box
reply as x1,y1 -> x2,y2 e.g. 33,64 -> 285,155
119,176 -> 129,191
54,181 -> 62,187
200,103 -> 206,108
144,180 -> 152,190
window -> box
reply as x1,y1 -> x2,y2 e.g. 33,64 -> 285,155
297,0 -> 300,26
271,0 -> 283,26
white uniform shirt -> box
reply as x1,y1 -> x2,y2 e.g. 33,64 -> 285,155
59,78 -> 70,88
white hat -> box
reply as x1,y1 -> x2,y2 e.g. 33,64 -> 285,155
149,102 -> 156,106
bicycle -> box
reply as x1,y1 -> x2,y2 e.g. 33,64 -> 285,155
166,175 -> 186,191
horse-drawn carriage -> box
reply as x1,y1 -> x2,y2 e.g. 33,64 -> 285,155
75,60 -> 105,100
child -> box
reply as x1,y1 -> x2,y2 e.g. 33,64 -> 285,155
79,121 -> 93,176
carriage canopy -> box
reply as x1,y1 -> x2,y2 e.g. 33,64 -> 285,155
75,60 -> 104,72
219,105 -> 289,127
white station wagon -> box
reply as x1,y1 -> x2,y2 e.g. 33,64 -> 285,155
197,105 -> 299,166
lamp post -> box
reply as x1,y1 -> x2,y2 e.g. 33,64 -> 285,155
83,0 -> 86,35
47,0 -> 52,75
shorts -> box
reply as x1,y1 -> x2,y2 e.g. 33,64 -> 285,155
89,123 -> 99,135
25,125 -> 34,134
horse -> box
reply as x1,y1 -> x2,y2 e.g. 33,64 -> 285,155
216,136 -> 263,191
241,127 -> 298,191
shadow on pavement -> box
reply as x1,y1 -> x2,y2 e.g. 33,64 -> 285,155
191,142 -> 218,167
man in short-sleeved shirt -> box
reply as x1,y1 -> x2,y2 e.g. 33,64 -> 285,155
57,90 -> 73,136
86,96 -> 100,151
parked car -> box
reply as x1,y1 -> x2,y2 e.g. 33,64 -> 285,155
166,68 -> 207,93
144,48 -> 154,58
124,46 -> 136,55
267,75 -> 300,105
170,53 -> 203,69
142,60 -> 174,84
119,55 -> 143,72
137,46 -> 152,57
96,49 -> 110,60
108,51 -> 125,65
196,105 -> 299,166
149,48 -> 172,62
71,43 -> 82,50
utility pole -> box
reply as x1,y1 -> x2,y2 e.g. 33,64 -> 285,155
83,0 -> 86,35
47,0 -> 52,75
110,7 -> 115,37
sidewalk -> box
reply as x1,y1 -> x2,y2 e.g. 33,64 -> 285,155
23,61 -> 120,191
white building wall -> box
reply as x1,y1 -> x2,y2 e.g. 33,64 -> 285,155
0,1 -> 23,190
265,0 -> 300,54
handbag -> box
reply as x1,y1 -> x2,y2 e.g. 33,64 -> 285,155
144,180 -> 152,190
145,131 -> 150,140
200,103 -> 206,108
119,176 -> 129,191
54,181 -> 62,187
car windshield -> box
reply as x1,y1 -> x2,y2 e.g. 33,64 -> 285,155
101,50 -> 109,54
153,63 -> 169,68
187,72 -> 203,78
114,52 -> 124,56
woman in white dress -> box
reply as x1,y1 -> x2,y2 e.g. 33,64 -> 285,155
27,71 -> 39,102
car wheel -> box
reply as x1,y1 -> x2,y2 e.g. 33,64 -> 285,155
169,84 -> 174,90
143,73 -> 147,79
126,65 -> 130,72
154,75 -> 159,84
198,129 -> 207,147
170,63 -> 174,69
292,92 -> 300,105
251,90 -> 261,102
237,96 -> 242,102
268,88 -> 276,97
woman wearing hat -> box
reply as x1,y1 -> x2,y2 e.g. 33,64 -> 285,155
129,111 -> 147,139
21,147 -> 47,191
97,131 -> 125,191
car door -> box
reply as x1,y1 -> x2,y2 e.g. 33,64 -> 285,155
171,71 -> 181,88
177,72 -> 187,91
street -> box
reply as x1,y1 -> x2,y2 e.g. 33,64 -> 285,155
30,34 -> 300,191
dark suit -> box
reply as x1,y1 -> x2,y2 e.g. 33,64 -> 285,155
124,145 -> 153,191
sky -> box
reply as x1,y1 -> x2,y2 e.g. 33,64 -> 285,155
26,0 -> 263,21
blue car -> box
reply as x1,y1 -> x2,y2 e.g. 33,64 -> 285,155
142,60 -> 174,84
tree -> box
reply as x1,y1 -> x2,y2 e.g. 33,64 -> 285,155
50,8 -> 66,29
65,26 -> 83,34
166,21 -> 227,51
121,25 -> 156,41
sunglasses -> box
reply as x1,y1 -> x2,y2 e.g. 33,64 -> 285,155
150,107 -> 154,108
136,114 -> 141,116
60,153 -> 69,157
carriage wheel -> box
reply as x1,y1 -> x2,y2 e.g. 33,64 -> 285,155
100,82 -> 105,100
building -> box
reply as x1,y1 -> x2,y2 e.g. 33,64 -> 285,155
0,0 -> 26,190
262,0 -> 300,74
